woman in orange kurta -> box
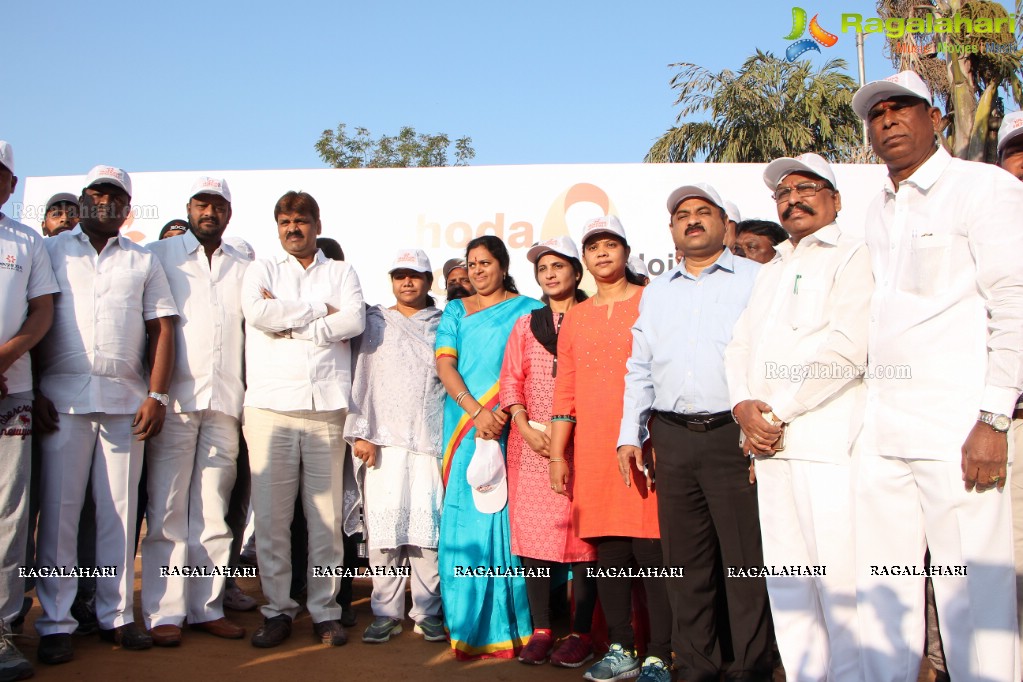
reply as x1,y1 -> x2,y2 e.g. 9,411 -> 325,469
548,216 -> 672,682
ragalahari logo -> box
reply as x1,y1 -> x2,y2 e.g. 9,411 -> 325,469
784,7 -> 838,62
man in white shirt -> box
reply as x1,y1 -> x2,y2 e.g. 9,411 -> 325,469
33,166 -> 178,665
0,140 -> 58,682
242,191 -> 365,648
851,71 -> 1023,682
142,177 -> 250,647
998,109 -> 1023,675
725,153 -> 871,681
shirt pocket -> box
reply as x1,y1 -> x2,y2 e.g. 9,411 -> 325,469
898,233 -> 953,297
787,281 -> 826,330
102,270 -> 146,311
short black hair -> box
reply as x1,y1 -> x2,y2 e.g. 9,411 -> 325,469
735,219 -> 788,246
316,237 -> 345,261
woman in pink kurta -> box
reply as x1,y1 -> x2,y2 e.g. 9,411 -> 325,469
499,236 -> 597,669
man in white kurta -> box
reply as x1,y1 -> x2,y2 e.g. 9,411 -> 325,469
725,153 -> 870,682
851,71 -> 1023,682
34,166 -> 177,663
142,177 -> 250,645
241,191 -> 365,648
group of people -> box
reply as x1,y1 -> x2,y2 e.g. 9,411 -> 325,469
2,68 -> 1023,682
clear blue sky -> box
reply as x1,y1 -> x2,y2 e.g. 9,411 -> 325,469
4,0 -> 895,210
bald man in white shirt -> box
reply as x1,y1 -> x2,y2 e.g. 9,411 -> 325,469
242,191 -> 365,649
852,72 -> 1023,682
142,177 -> 250,647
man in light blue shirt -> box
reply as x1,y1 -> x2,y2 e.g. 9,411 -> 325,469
617,183 -> 772,682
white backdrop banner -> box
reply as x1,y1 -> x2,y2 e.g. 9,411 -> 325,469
21,163 -> 887,305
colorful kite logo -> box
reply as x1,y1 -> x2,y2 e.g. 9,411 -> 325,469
784,7 -> 838,61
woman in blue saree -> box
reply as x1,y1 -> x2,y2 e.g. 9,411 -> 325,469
435,235 -> 543,659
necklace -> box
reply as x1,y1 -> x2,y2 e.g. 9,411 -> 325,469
475,290 -> 509,313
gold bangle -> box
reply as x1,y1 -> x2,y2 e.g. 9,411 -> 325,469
510,408 -> 527,421
548,458 -> 566,463
471,406 -> 483,419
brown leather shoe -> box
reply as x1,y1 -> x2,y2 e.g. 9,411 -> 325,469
190,617 -> 246,639
150,624 -> 182,647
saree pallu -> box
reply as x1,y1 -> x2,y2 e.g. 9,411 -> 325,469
435,295 -> 543,660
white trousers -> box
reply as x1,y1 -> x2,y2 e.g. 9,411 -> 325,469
141,409 -> 239,627
855,454 -> 1020,682
368,546 -> 441,622
244,407 -> 345,623
36,413 -> 143,635
756,457 -> 858,682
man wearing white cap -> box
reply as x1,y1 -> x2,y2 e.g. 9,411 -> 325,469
618,183 -> 773,681
141,177 -> 250,646
851,71 -> 1023,682
999,110 -> 1023,181
33,165 -> 178,663
242,191 -> 365,648
725,153 -> 870,681
346,249 -> 446,645
0,140 -> 59,682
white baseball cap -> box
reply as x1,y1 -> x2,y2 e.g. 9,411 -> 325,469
45,192 -> 79,211
666,182 -> 725,214
723,200 -> 742,224
998,110 -> 1023,155
190,176 -> 232,203
0,141 -> 13,174
85,165 -> 132,197
763,152 -> 838,190
627,255 -> 649,279
852,70 -> 932,121
580,215 -> 628,245
526,235 -> 580,264
388,248 -> 432,274
466,438 -> 507,514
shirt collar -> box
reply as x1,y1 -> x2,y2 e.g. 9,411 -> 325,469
774,221 -> 840,260
275,248 -> 326,267
884,146 -> 951,195
181,229 -> 201,254
672,248 -> 735,281
68,225 -> 134,250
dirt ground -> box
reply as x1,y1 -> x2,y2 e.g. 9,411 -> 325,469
15,560 -> 936,682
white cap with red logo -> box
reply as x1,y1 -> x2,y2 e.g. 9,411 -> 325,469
666,182 -> 725,214
388,248 -> 432,274
85,165 -> 132,197
998,110 -> 1023,155
466,438 -> 508,514
852,70 -> 932,121
190,176 -> 232,203
763,152 -> 838,190
580,215 -> 628,245
526,235 -> 580,264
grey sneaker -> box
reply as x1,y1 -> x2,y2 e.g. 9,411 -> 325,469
412,616 -> 446,642
0,621 -> 35,680
362,617 -> 402,643
636,656 -> 671,682
583,643 -> 641,681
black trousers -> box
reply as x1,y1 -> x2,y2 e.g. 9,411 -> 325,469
651,416 -> 773,682
594,537 -> 673,663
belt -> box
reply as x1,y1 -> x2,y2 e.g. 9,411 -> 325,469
655,410 -> 734,433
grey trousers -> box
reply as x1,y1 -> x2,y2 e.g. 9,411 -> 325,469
0,393 -> 32,625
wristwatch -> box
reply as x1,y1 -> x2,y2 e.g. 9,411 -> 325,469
148,391 -> 170,407
978,410 -> 1011,433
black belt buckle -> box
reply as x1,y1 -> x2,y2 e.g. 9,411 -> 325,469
686,420 -> 709,433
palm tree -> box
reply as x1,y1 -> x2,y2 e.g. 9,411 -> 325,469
875,0 -> 1023,161
646,50 -> 863,163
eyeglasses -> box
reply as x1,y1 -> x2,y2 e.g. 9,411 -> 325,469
772,182 -> 830,203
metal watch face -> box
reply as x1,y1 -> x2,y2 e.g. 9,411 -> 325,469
994,414 -> 1012,431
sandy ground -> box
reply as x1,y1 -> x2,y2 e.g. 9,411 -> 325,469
14,557 -> 935,682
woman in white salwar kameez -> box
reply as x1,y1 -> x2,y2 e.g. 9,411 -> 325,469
344,249 -> 447,644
